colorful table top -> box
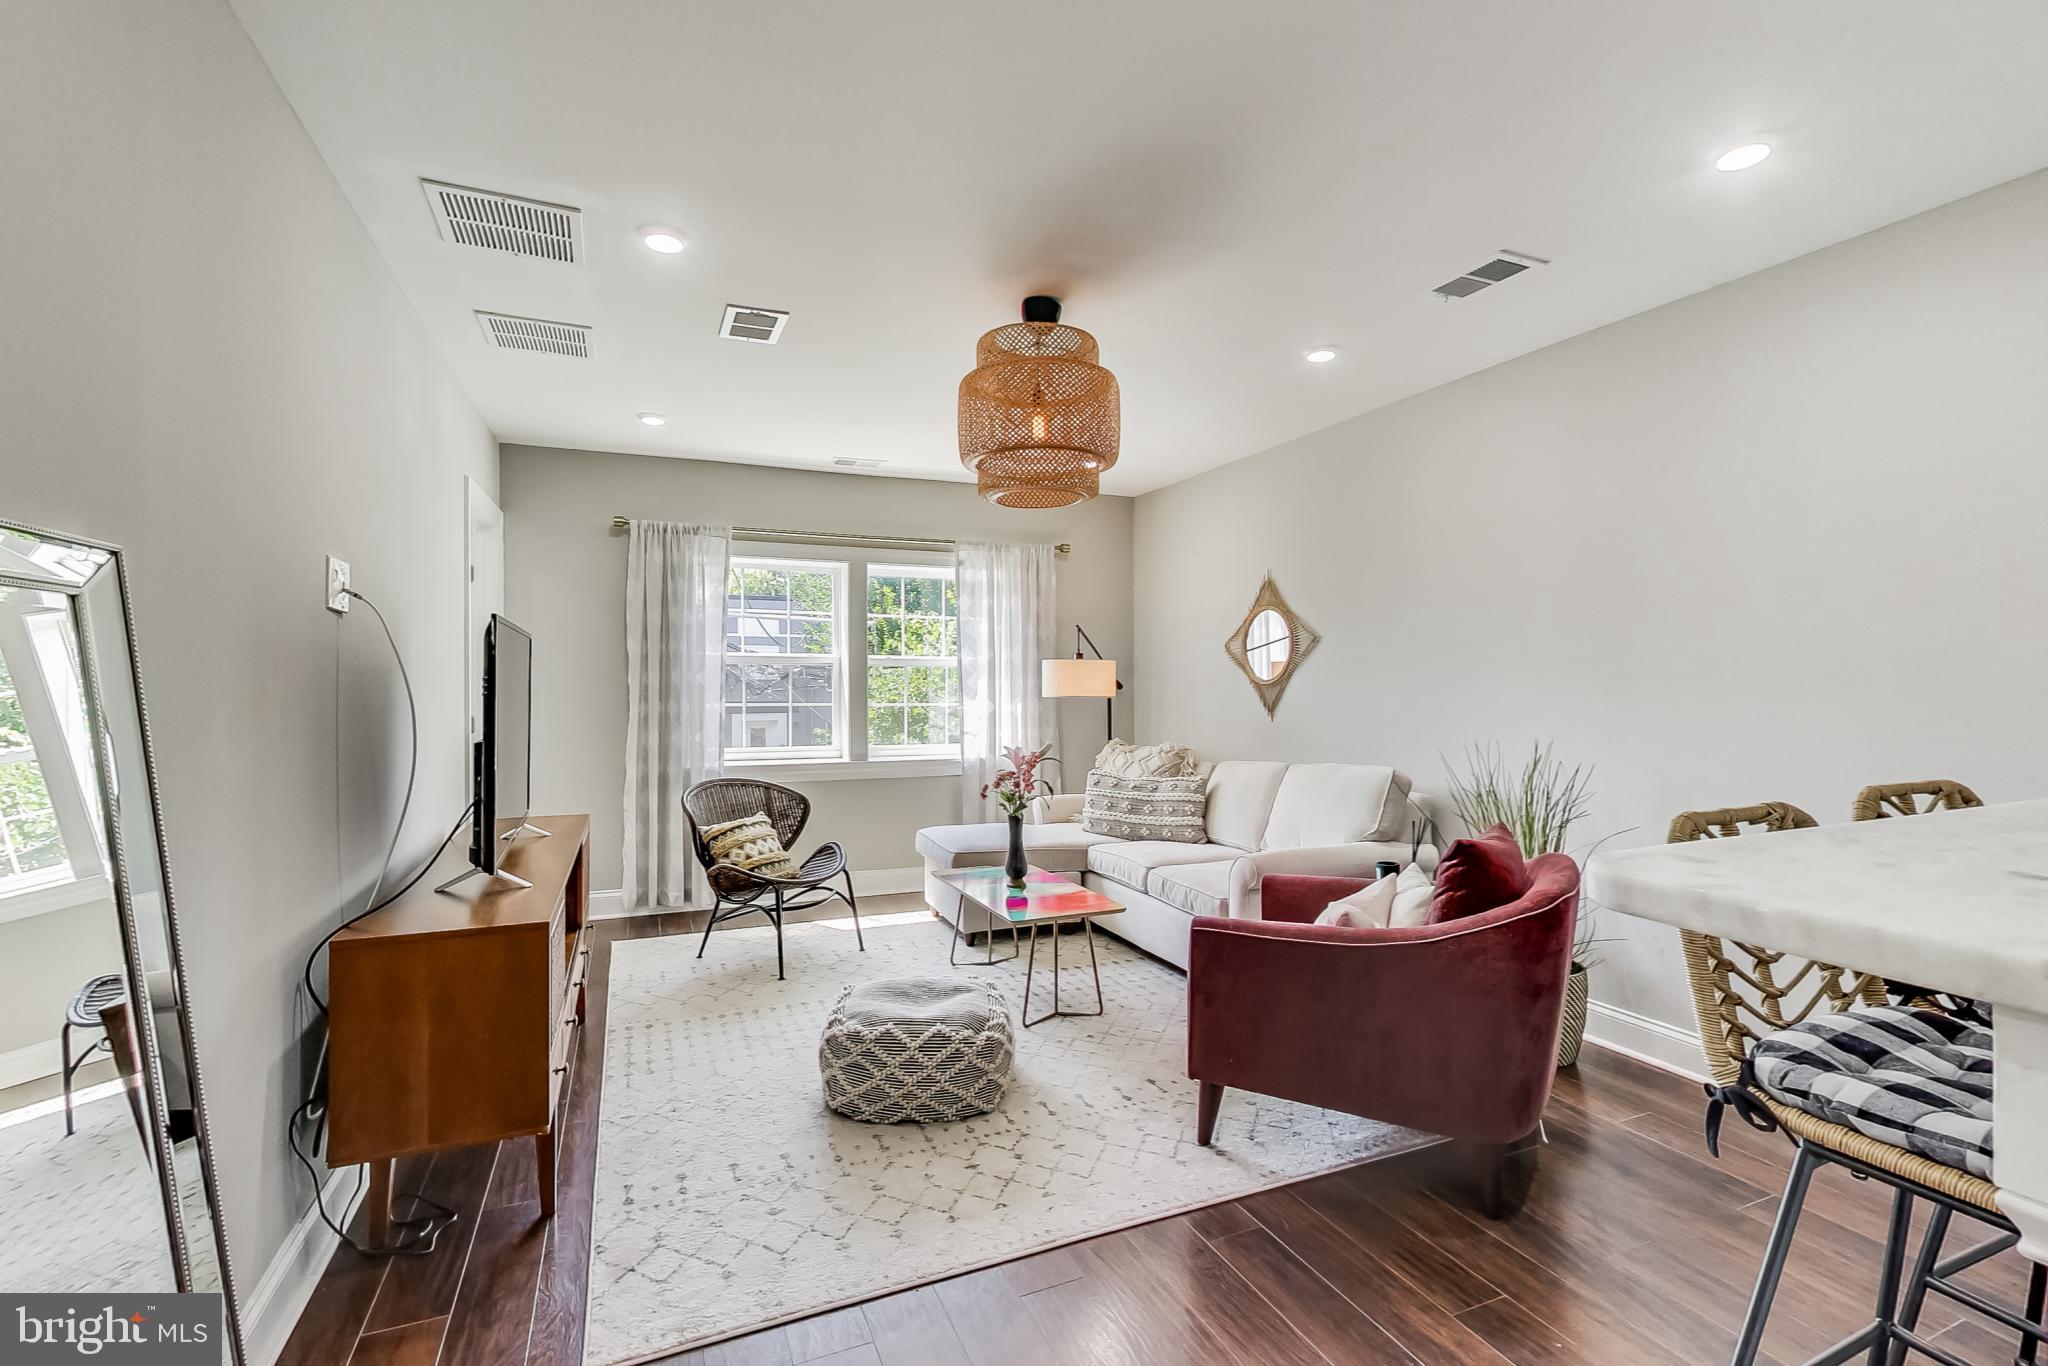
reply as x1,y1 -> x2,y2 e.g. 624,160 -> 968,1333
936,866 -> 1125,923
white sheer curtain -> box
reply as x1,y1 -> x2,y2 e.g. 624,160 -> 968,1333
957,541 -> 1058,822
622,520 -> 730,912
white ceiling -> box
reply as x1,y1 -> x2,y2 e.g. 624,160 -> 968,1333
231,0 -> 2048,496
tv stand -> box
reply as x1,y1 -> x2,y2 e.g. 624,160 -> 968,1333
327,814 -> 590,1248
432,864 -> 532,894
501,821 -> 552,841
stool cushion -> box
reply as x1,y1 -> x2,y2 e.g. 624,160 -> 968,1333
819,977 -> 1014,1124
1751,1005 -> 1993,1179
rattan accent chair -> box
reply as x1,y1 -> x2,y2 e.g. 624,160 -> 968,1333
683,778 -> 863,980
1672,803 -> 2043,1366
1853,780 -> 1984,823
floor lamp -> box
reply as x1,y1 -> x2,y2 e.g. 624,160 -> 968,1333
1042,626 -> 1120,773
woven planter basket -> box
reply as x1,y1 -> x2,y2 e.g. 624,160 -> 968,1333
1556,964 -> 1589,1068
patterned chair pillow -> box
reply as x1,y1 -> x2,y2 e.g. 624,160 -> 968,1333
701,812 -> 801,879
1081,771 -> 1209,843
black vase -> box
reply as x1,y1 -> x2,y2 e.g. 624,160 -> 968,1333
1004,813 -> 1029,886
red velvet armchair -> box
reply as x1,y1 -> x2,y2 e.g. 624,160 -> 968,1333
1186,850 -> 1580,1183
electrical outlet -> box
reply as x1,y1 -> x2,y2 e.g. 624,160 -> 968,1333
325,556 -> 351,613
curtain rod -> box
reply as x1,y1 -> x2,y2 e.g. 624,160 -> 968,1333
610,516 -> 1069,556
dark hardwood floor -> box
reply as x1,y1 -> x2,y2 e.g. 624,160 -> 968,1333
280,907 -> 2040,1366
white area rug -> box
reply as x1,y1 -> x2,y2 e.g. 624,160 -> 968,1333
0,1087 -> 194,1294
584,914 -> 1427,1365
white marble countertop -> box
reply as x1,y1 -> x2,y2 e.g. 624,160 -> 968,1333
1585,799 -> 2048,1010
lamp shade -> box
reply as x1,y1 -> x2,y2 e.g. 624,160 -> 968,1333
1042,657 -> 1117,699
959,297 -> 1118,508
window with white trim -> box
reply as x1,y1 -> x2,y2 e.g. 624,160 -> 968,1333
721,548 -> 960,772
865,564 -> 960,757
723,558 -> 845,760
0,589 -> 105,909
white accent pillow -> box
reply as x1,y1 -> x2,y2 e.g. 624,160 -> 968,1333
1388,862 -> 1435,928
1091,739 -> 1199,779
1314,874 -> 1398,929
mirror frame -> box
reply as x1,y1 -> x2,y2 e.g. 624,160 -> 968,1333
0,518 -> 245,1361
1223,575 -> 1320,717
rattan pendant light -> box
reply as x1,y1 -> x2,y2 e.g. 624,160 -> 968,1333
958,296 -> 1119,508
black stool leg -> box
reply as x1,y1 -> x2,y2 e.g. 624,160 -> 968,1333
772,888 -> 785,980
1735,1143 -> 1819,1366
841,868 -> 864,951
1868,1187 -> 1915,1366
2019,1261 -> 2046,1366
60,1021 -> 76,1137
1890,1203 -> 1951,1366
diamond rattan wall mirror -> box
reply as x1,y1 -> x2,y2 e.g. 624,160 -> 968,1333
1224,576 -> 1320,717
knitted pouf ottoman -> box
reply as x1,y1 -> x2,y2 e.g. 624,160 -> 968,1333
819,977 -> 1014,1123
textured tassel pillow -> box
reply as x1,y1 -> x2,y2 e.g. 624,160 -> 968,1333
702,812 -> 801,879
1080,771 -> 1208,842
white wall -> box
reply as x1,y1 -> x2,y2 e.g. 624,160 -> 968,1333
0,0 -> 497,1303
1133,169 -> 2048,1059
500,445 -> 1136,893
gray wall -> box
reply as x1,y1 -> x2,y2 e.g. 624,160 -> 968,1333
1133,169 -> 2048,1055
1,0 -> 497,1296
501,446 -> 1136,890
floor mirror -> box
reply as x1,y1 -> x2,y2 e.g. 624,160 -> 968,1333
0,519 -> 245,1362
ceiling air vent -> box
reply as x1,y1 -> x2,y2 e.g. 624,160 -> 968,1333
422,180 -> 581,264
831,457 -> 884,470
720,304 -> 790,345
475,312 -> 591,358
1432,249 -> 1549,300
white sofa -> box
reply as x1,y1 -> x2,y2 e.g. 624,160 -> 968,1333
915,761 -> 1435,970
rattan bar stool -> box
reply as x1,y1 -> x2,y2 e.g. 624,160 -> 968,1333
1672,802 -> 2044,1366
1853,781 -> 1987,1013
683,778 -> 864,980
1851,780 -> 1984,823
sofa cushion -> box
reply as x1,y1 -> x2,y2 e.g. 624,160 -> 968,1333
1202,761 -> 1290,851
1263,764 -> 1413,848
915,821 -> 1116,875
1427,823 -> 1529,923
1145,858 -> 1254,918
1081,771 -> 1209,842
1088,840 -> 1243,889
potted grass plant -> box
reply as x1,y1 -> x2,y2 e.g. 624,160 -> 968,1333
1443,742 -> 1602,1067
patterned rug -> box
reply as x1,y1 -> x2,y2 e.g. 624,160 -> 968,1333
584,913 -> 1428,1363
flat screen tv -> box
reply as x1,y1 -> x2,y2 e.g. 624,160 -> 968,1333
456,613 -> 536,888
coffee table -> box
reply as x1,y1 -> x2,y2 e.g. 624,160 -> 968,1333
933,866 -> 1124,1027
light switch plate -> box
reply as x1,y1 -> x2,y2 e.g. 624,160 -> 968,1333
325,556 -> 350,613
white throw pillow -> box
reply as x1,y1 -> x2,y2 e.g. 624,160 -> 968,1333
1388,862 -> 1435,928
1314,874 -> 1398,929
1091,739 -> 1199,779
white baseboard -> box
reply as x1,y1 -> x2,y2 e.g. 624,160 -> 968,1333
852,866 -> 922,897
244,1165 -> 361,1366
0,1039 -> 61,1090
589,867 -> 923,920
1582,1000 -> 1709,1084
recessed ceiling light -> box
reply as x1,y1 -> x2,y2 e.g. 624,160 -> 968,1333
637,412 -> 667,426
1303,347 -> 1339,364
641,226 -> 687,254
1714,143 -> 1772,173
